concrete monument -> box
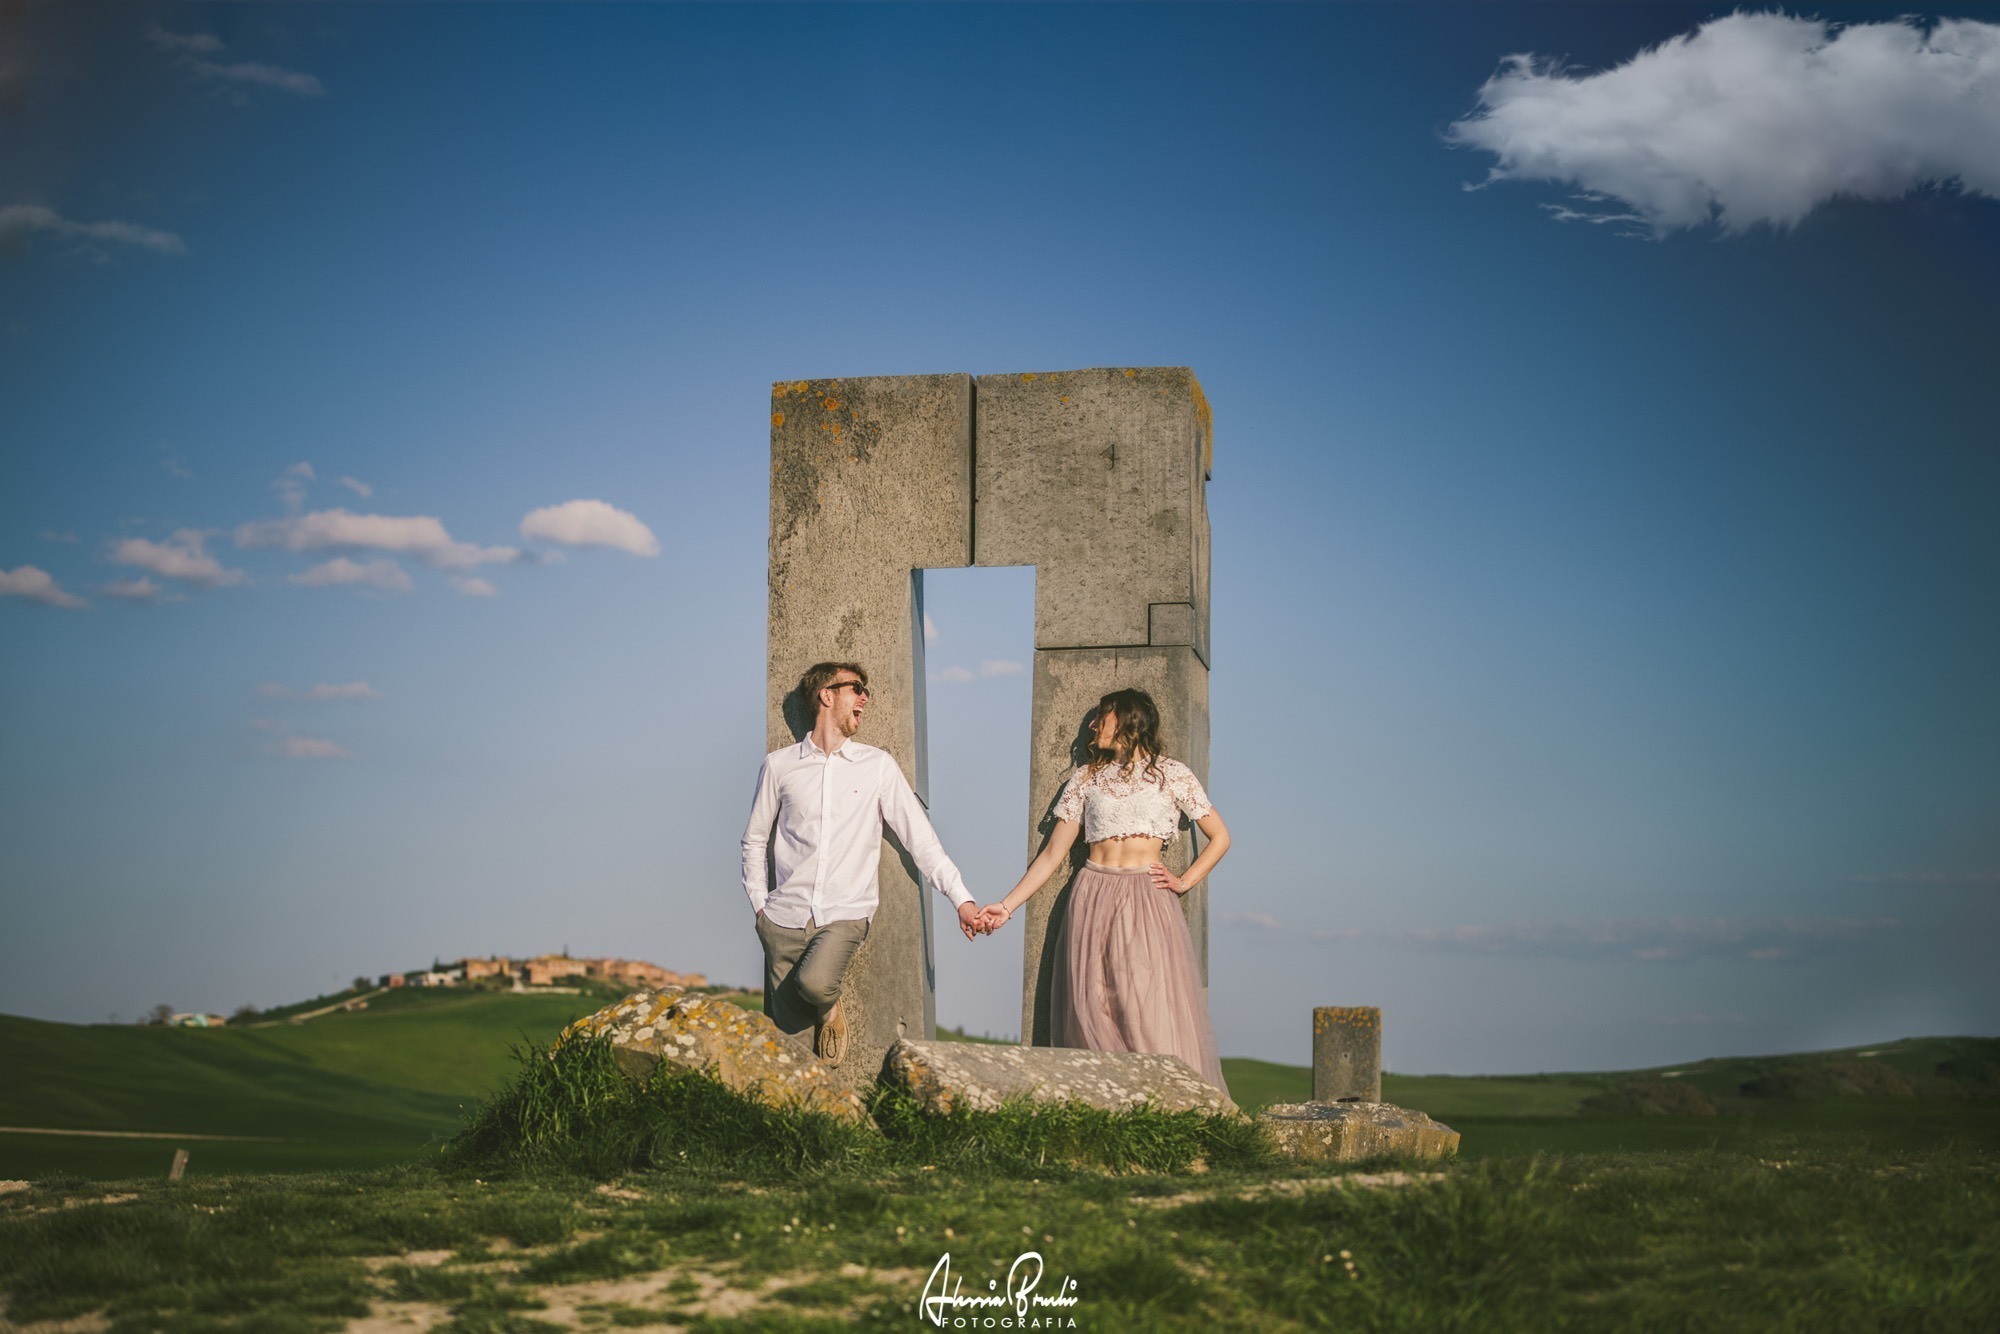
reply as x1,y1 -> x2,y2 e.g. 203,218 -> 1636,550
765,367 -> 1212,1086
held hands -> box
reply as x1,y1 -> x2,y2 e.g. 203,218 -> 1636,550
956,900 -> 988,941
975,902 -> 1013,935
1148,863 -> 1188,895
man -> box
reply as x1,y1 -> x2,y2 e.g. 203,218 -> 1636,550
741,661 -> 985,1065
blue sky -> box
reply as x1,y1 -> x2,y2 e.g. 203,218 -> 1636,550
3,3 -> 1996,1073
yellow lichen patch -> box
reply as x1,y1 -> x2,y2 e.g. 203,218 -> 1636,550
820,396 -> 842,412
771,412 -> 785,428
1021,372 -> 1037,381
1125,369 -> 1136,377
1060,395 -> 1069,404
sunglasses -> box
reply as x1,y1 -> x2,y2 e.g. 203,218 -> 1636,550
827,680 -> 871,698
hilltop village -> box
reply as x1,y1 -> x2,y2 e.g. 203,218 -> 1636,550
383,953 -> 708,992
151,953 -> 709,1026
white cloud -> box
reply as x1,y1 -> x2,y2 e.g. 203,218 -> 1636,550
40,531 -> 78,544
923,612 -> 938,643
0,203 -> 184,256
274,462 -> 315,511
451,576 -> 498,597
147,27 -> 223,55
109,529 -> 247,588
289,557 -> 414,592
1219,910 -> 1898,961
1448,14 -> 2000,235
237,508 -> 518,570
337,476 -> 373,498
258,680 -> 381,700
282,735 -> 349,759
928,659 -> 1027,684
100,577 -> 164,601
518,499 -> 661,557
192,60 -> 324,98
0,564 -> 88,609
1844,870 -> 2000,886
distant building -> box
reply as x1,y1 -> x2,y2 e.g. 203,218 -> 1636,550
440,953 -> 705,991
460,956 -> 514,981
167,1012 -> 228,1028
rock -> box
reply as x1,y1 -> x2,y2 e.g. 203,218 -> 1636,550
883,1040 -> 1239,1116
1256,1102 -> 1460,1162
558,988 -> 866,1124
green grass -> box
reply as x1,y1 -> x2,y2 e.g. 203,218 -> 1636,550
3,1144 -> 1995,1330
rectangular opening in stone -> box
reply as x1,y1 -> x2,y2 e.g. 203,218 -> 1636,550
913,563 -> 1035,1043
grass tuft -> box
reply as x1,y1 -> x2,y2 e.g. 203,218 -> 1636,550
445,1035 -> 1269,1181
445,1036 -> 871,1178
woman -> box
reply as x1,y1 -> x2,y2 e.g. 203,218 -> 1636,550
977,687 -> 1232,1093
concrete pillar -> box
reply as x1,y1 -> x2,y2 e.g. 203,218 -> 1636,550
766,374 -> 971,1087
973,368 -> 1214,1046
1313,1006 -> 1382,1102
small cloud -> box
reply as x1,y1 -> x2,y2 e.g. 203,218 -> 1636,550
1448,14 -> 2000,236
108,529 -> 246,588
1745,947 -> 1785,961
923,612 -> 938,643
281,735 -> 348,759
238,509 -> 517,570
1844,870 -> 2000,887
518,499 -> 661,557
927,660 -> 1027,684
451,576 -> 497,598
0,564 -> 88,608
337,476 -> 372,498
147,27 -> 224,56
100,576 -> 164,601
273,461 -> 314,511
155,445 -> 192,480
248,718 -> 280,731
258,680 -> 381,701
40,530 -> 78,544
1648,1012 -> 1745,1027
191,60 -> 324,98
0,203 -> 184,257
289,557 -> 414,592
1216,909 -> 1284,931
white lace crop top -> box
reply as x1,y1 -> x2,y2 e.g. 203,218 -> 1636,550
1052,757 -> 1214,843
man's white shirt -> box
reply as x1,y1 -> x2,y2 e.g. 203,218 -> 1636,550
740,736 -> 973,929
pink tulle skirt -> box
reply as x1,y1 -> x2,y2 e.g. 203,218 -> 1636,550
1048,862 -> 1230,1096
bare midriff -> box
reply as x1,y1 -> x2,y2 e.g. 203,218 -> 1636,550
1086,835 -> 1166,869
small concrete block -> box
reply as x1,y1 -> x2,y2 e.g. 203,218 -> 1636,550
884,1039 -> 1238,1117
1257,1102 -> 1459,1162
1149,602 -> 1195,646
1313,1006 -> 1382,1103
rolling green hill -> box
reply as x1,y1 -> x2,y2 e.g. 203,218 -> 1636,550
5,987 -> 1993,1179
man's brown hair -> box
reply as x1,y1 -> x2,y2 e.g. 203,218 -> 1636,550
796,661 -> 868,717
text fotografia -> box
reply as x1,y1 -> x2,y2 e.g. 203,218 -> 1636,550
921,1251 -> 1080,1329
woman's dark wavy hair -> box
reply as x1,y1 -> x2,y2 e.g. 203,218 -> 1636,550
1086,687 -> 1166,784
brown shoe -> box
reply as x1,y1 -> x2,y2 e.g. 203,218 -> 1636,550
816,1000 -> 848,1066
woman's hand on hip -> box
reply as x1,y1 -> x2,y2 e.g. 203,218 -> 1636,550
1148,864 -> 1186,895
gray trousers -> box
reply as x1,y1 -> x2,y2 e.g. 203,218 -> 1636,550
756,912 -> 869,1035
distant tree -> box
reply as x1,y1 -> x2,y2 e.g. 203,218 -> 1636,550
148,1003 -> 174,1026
231,1004 -> 259,1024
351,976 -> 370,992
